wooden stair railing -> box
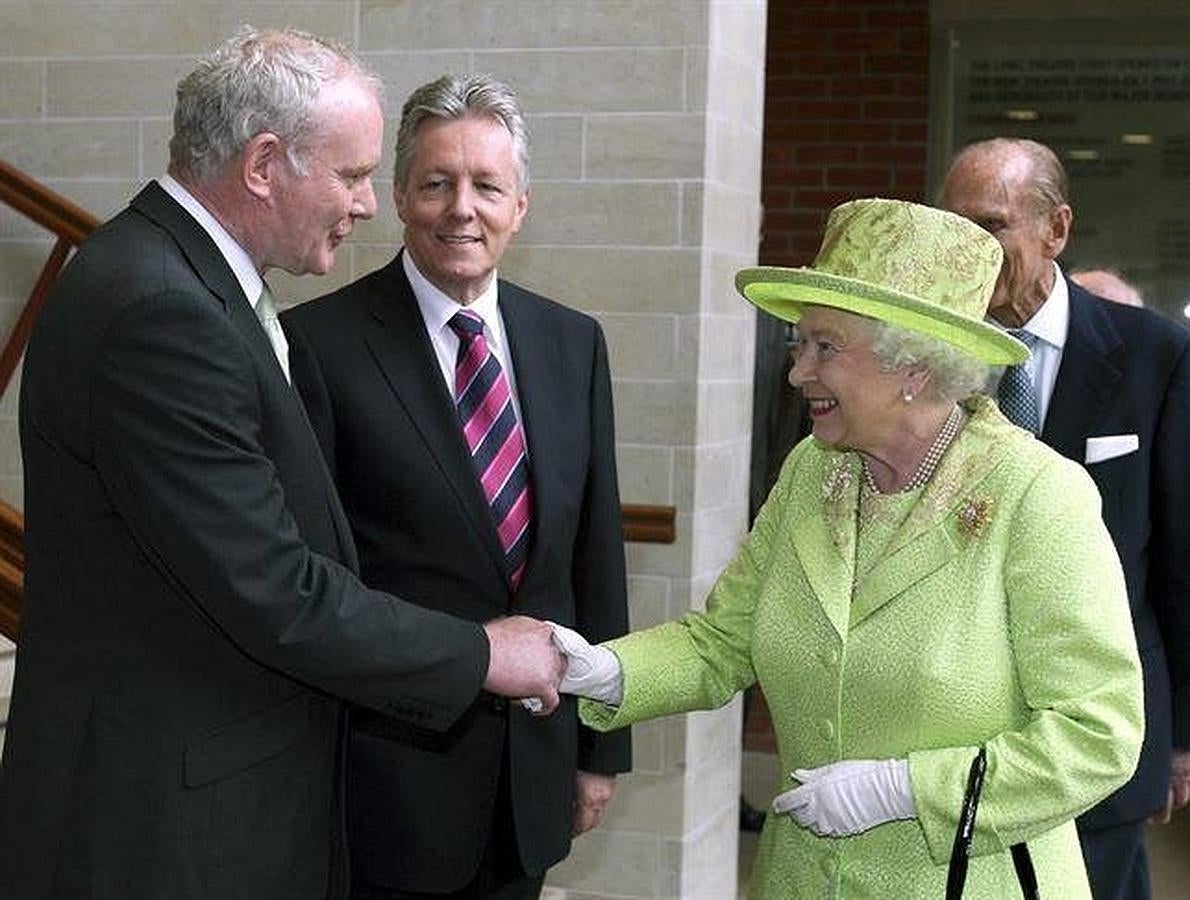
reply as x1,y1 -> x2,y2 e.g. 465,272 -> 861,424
0,159 -> 675,644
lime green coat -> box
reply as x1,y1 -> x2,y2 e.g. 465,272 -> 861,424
583,397 -> 1142,899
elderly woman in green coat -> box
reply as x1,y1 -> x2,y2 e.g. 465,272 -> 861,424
553,199 -> 1143,898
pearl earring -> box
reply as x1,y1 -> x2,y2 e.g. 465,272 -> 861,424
902,389 -> 914,403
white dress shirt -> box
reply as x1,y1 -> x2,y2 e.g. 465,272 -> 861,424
402,250 -> 527,432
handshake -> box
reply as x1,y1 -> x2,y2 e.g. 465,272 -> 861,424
481,616 -> 622,715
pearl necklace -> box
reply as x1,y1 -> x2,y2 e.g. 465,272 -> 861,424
862,404 -> 964,494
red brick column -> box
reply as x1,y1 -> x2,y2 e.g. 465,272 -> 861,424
759,1 -> 930,267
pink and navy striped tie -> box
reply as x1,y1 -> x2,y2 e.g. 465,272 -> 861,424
448,310 -> 533,590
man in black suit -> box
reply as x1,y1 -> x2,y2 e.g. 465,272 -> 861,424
282,74 -> 632,898
0,29 -> 562,900
942,137 -> 1189,900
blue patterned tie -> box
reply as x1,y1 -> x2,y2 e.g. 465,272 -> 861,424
997,329 -> 1039,433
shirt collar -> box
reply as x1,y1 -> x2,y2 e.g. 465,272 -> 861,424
158,174 -> 264,309
402,250 -> 502,348
1020,261 -> 1069,350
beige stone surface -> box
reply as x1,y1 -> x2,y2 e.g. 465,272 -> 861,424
626,575 -> 674,633
586,114 -> 706,180
500,246 -> 701,315
475,49 -> 687,114
0,61 -> 43,118
0,122 -> 137,180
519,181 -> 681,247
0,2 -> 352,57
612,379 -> 697,446
139,119 -> 173,179
47,58 -> 192,117
615,444 -> 674,506
525,115 -> 584,180
675,439 -> 753,512
359,0 -> 708,50
600,313 -> 682,380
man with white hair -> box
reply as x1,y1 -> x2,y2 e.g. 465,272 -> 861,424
0,29 -> 562,900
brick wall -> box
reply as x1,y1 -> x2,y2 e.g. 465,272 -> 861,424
759,0 -> 930,267
745,0 -> 930,754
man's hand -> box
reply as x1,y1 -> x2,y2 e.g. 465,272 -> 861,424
572,771 -> 616,836
483,616 -> 564,714
1150,749 -> 1190,825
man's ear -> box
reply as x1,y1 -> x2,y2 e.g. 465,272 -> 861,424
241,132 -> 284,202
1042,204 -> 1072,260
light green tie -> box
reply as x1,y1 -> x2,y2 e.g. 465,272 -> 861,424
255,284 -> 290,383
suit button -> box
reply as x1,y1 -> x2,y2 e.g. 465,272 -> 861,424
821,646 -> 840,667
490,696 -> 508,713
819,719 -> 835,741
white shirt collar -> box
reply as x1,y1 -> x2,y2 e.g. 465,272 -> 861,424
1020,261 -> 1069,350
401,250 -> 502,347
158,174 -> 264,309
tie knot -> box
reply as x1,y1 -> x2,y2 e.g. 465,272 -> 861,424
448,310 -> 485,340
1009,328 -> 1038,349
256,285 -> 278,322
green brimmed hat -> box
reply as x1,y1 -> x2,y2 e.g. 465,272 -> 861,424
737,198 -> 1028,364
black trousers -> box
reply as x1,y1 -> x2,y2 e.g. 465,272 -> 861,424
350,746 -> 545,900
1079,819 -> 1151,900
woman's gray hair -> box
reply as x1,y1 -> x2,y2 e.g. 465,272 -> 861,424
870,320 -> 991,402
169,25 -> 382,184
393,74 -> 530,189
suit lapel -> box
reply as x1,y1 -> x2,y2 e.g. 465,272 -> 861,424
362,262 -> 510,585
793,451 -> 859,639
132,181 -> 358,568
1042,282 -> 1124,463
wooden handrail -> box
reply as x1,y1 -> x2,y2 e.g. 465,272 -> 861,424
0,501 -> 23,642
621,504 -> 676,544
0,158 -> 99,247
0,158 -> 677,645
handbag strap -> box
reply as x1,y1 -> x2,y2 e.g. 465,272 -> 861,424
944,748 -> 1040,900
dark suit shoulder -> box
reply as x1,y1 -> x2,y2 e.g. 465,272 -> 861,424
499,277 -> 602,337
1071,282 -> 1189,352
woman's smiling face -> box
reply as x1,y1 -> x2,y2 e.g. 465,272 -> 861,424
787,306 -> 906,453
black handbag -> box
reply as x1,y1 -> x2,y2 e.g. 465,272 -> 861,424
945,748 -> 1040,899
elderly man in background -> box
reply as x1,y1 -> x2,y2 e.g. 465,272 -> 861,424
0,30 -> 561,900
283,74 -> 631,899
1070,268 -> 1145,308
941,137 -> 1190,900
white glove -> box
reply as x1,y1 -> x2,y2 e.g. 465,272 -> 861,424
550,623 -> 623,705
772,759 -> 916,837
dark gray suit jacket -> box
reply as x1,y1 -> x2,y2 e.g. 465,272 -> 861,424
1041,279 -> 1189,829
0,183 -> 489,900
283,256 -> 631,893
